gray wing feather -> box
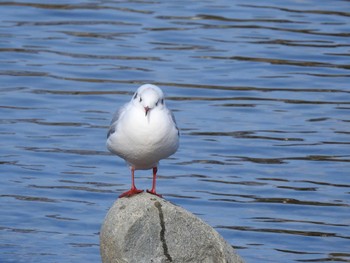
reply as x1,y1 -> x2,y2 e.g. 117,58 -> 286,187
170,110 -> 180,136
107,105 -> 125,139
110,107 -> 123,125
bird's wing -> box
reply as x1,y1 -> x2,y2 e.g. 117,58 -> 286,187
107,104 -> 126,139
170,110 -> 180,136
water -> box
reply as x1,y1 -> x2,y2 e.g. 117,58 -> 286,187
1,1 -> 349,262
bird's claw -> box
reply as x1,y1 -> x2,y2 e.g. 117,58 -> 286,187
146,189 -> 162,198
119,188 -> 143,198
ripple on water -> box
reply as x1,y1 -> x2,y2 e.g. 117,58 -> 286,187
1,1 -> 350,263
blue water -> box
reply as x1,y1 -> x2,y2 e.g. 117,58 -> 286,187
1,1 -> 350,262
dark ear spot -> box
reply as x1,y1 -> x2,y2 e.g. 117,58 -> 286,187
133,93 -> 138,99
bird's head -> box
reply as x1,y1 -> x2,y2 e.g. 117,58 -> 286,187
132,84 -> 165,116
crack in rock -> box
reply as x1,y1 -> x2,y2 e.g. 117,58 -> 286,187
154,201 -> 173,262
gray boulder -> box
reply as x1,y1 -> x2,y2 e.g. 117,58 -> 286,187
100,192 -> 244,263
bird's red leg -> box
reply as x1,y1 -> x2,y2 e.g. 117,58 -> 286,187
147,167 -> 162,197
119,167 -> 143,198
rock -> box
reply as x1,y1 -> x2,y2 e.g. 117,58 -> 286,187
100,192 -> 244,263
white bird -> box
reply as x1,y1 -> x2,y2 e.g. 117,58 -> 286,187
107,84 -> 179,198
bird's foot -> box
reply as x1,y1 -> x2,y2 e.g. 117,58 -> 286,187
119,188 -> 143,198
146,189 -> 162,198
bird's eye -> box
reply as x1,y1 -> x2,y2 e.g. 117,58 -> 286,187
139,97 -> 142,102
155,100 -> 159,106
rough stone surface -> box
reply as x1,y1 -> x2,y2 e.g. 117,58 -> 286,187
100,193 -> 244,263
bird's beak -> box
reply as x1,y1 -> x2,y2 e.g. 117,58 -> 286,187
144,106 -> 150,116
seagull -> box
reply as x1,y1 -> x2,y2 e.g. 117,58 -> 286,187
107,84 -> 179,198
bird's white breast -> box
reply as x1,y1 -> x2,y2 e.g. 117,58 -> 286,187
107,104 -> 178,169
